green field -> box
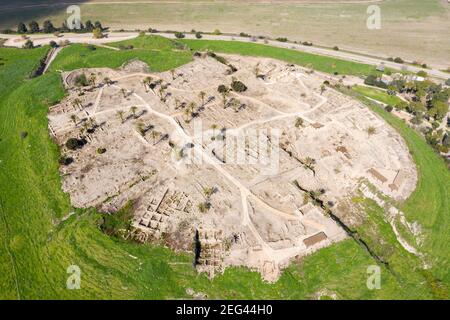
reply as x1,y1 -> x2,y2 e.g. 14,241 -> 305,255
0,0 -> 449,68
352,85 -> 404,106
0,36 -> 448,299
50,38 -> 192,72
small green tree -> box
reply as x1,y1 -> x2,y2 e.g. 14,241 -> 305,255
130,106 -> 138,118
116,110 -> 125,123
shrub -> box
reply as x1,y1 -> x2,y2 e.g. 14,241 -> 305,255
393,57 -> 404,64
195,32 -> 202,39
22,40 -> 34,49
74,74 -> 89,87
417,70 -> 427,78
240,32 -> 250,37
276,37 -> 288,42
59,156 -> 74,165
218,85 -> 228,93
93,27 -> 104,39
385,105 -> 393,112
66,138 -> 85,150
231,80 -> 247,92
212,29 -> 221,35
49,40 -> 58,48
148,28 -> 158,33
333,46 -> 339,51
97,147 -> 107,154
174,32 -> 185,39
445,78 -> 450,86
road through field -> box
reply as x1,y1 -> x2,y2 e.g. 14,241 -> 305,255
2,31 -> 448,81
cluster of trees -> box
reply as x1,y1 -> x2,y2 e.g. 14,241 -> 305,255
387,57 -> 404,64
364,74 -> 389,89
369,77 -> 450,154
389,79 -> 449,122
15,20 -> 105,34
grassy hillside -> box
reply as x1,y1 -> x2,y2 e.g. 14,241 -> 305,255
346,87 -> 450,289
50,42 -> 192,72
352,85 -> 403,106
0,37 -> 448,299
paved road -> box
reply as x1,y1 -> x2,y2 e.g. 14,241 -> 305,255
2,31 -> 448,81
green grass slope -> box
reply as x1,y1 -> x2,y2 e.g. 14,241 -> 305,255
0,37 -> 448,299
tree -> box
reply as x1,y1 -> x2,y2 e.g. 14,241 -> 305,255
174,32 -> 185,39
116,110 -> 125,123
428,101 -> 448,120
66,138 -> 84,150
94,21 -> 103,30
43,20 -> 55,33
130,106 -> 138,118
136,122 -> 145,136
22,40 -> 34,49
253,63 -> 261,77
70,114 -> 78,126
85,20 -> 94,32
170,69 -> 176,80
93,27 -> 104,39
231,79 -> 247,92
367,126 -> 376,137
303,157 -> 316,171
211,124 -> 218,136
417,70 -> 427,78
320,84 -> 326,95
17,22 -> 27,34
158,87 -> 166,101
150,131 -> 160,144
88,74 -> 97,86
221,91 -> 229,108
199,91 -> 206,106
218,84 -> 228,94
73,98 -> 82,110
203,186 -> 215,198
143,76 -> 153,92
120,88 -> 127,98
74,74 -> 88,87
29,21 -> 40,33
103,77 -> 111,86
183,108 -> 192,122
174,98 -> 181,109
197,202 -> 210,213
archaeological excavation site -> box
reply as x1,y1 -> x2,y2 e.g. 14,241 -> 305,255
48,53 -> 418,282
